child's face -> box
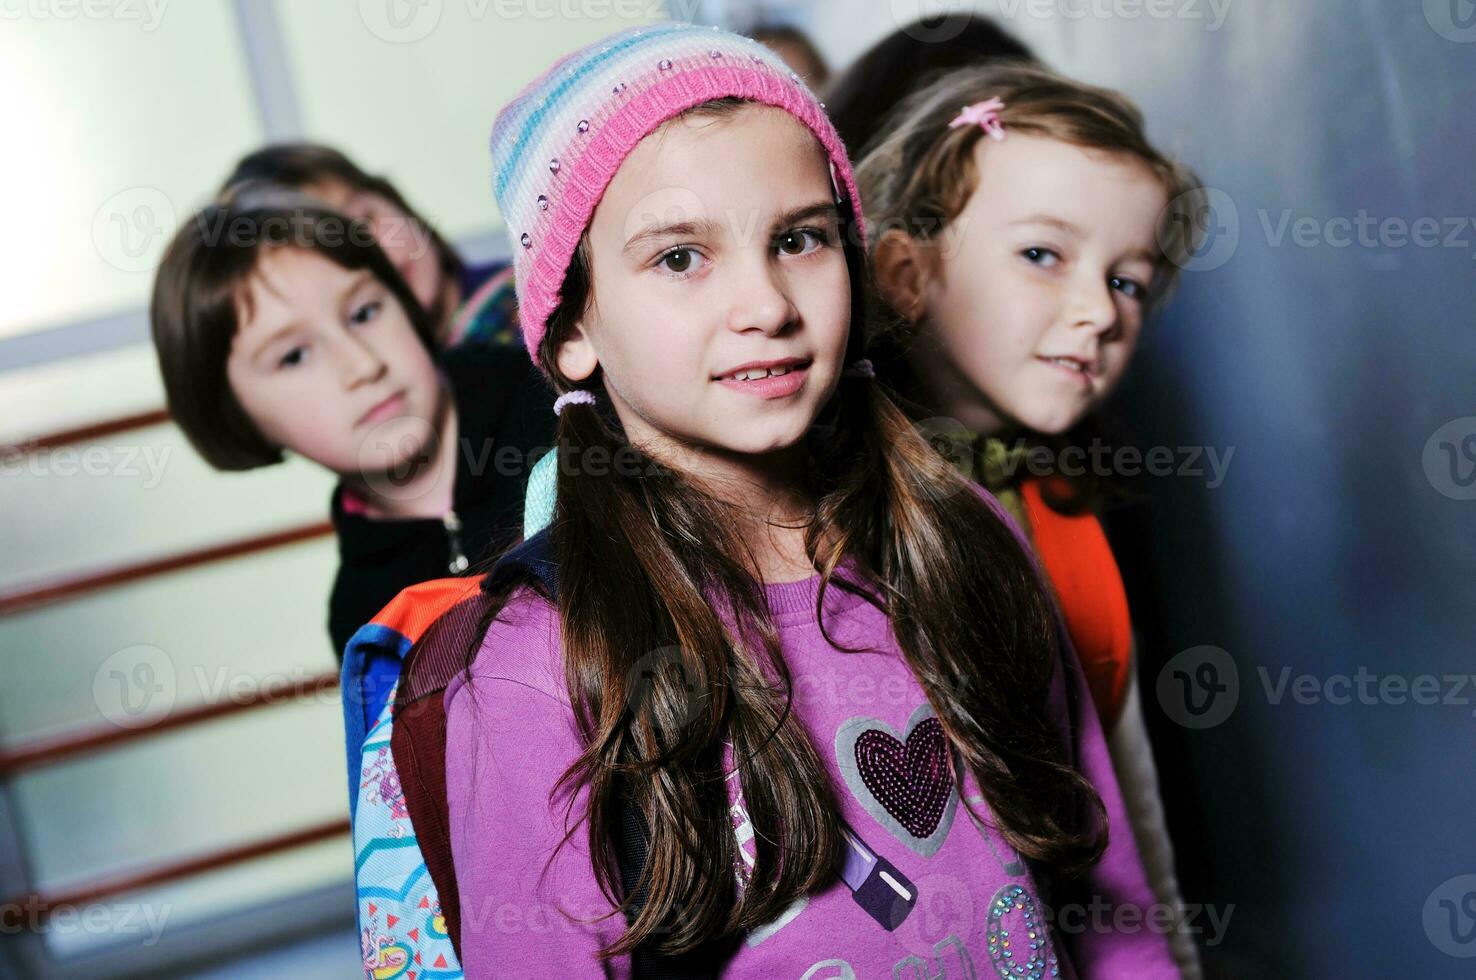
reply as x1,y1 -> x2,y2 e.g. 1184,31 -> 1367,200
559,104 -> 851,470
225,247 -> 446,476
307,181 -> 443,317
916,133 -> 1167,436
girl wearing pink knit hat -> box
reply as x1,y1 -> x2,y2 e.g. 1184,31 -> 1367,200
444,23 -> 1176,978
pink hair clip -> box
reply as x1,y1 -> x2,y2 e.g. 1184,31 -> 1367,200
948,97 -> 1006,141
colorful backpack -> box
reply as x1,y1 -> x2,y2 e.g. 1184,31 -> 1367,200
445,263 -> 521,350
344,576 -> 483,980
343,532 -> 725,980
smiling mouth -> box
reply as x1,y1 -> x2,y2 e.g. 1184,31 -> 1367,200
712,358 -> 813,382
1038,356 -> 1095,378
358,391 -> 405,427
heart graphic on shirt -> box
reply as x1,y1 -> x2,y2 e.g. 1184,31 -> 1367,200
835,703 -> 958,857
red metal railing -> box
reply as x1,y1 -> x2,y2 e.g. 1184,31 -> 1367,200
0,521 -> 333,618
1,408 -> 349,931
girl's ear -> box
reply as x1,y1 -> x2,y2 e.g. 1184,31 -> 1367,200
554,319 -> 600,382
873,229 -> 932,324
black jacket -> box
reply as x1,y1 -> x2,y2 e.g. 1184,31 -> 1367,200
326,343 -> 556,659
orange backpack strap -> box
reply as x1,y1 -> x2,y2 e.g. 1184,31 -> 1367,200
369,576 -> 488,641
341,576 -> 487,820
1020,479 -> 1134,728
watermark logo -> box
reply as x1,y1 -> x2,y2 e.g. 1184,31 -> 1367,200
92,186 -> 175,274
1423,417 -> 1476,501
359,0 -> 442,42
1161,653 -> 1476,728
625,645 -> 705,732
889,0 -> 975,42
914,416 -> 977,498
356,413 -> 440,502
620,186 -> 707,246
1424,0 -> 1476,42
1425,874 -> 1476,957
1157,645 -> 1238,729
1160,186 -> 1239,272
93,645 -> 176,728
893,872 -> 976,961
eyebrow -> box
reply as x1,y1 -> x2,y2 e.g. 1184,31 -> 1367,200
339,268 -> 377,303
1009,214 -> 1084,237
773,201 -> 841,231
245,317 -> 303,365
623,217 -> 719,255
243,268 -> 375,362
621,200 -> 841,254
237,271 -> 297,363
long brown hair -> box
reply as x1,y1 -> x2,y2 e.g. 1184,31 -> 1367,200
467,99 -> 1107,959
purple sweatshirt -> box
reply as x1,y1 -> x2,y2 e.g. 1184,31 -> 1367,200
445,529 -> 1179,979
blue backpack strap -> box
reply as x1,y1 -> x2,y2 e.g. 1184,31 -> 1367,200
523,447 -> 558,539
489,528 -> 558,597
340,622 -> 413,821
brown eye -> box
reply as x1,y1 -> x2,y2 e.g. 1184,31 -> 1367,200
776,229 -> 825,257
349,300 -> 382,326
656,247 -> 704,276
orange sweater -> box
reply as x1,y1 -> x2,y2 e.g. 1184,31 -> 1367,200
1020,478 -> 1134,729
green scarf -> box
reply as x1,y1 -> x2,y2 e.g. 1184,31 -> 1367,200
927,428 -> 1033,533
973,435 -> 1031,532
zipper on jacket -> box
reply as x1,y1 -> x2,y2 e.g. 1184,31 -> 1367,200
443,509 -> 469,574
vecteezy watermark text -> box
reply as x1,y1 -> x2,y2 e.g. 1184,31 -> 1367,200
0,0 -> 169,30
1158,645 -> 1476,729
1,442 -> 171,488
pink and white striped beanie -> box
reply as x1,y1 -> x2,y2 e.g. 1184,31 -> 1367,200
491,22 -> 866,368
